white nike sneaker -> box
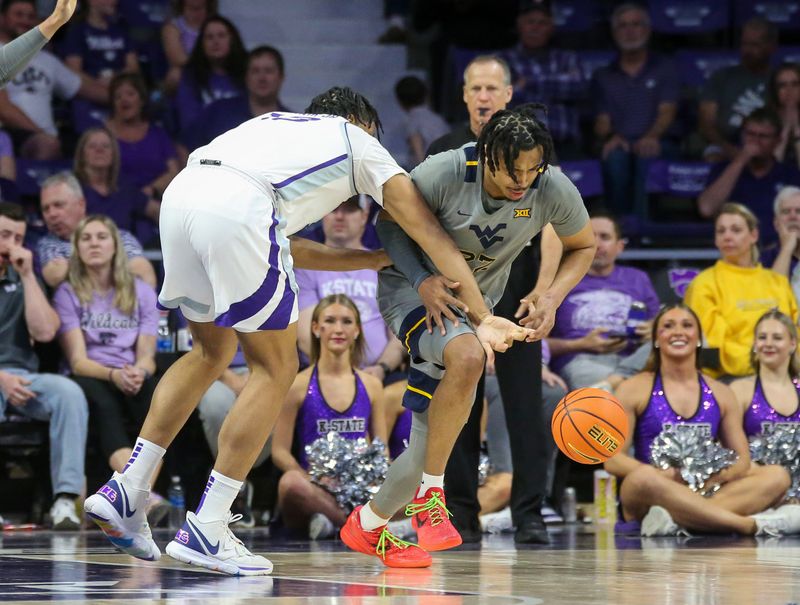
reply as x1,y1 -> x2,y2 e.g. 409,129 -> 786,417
753,504 -> 800,537
641,506 -> 689,537
166,511 -> 273,576
84,472 -> 161,561
480,506 -> 513,534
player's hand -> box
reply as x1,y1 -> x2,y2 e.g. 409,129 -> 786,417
0,371 -> 35,406
417,275 -> 468,335
6,245 -> 33,277
52,0 -> 78,23
515,292 -> 557,339
475,315 -> 534,365
580,328 -> 627,353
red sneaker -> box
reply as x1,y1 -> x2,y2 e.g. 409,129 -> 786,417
405,487 -> 462,551
340,506 -> 432,568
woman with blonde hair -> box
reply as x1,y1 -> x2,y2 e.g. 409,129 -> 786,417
731,309 -> 800,438
52,215 -> 166,521
685,203 -> 798,378
272,294 -> 386,539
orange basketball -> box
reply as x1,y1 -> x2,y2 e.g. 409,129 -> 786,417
551,387 -> 628,464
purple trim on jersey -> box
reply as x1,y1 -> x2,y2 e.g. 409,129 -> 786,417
214,209 -> 280,328
633,372 -> 722,464
296,365 -> 372,468
195,475 -> 215,513
271,154 -> 348,189
389,408 -> 412,459
743,376 -> 800,437
258,281 -> 296,330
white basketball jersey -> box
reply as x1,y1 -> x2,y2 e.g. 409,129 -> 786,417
186,112 -> 406,235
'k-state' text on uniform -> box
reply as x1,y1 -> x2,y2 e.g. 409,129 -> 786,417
743,376 -> 800,437
158,112 -> 405,332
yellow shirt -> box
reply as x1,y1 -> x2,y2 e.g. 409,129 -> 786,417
684,260 -> 798,377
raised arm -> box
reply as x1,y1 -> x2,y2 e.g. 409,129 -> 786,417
11,244 -> 59,342
38,0 -> 77,39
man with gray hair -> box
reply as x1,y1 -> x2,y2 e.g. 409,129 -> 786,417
36,171 -> 155,288
762,185 -> 800,280
426,55 -> 513,156
592,2 -> 679,217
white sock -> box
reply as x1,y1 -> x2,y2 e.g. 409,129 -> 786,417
195,470 -> 243,523
417,473 -> 444,498
359,502 -> 390,531
121,438 -> 165,490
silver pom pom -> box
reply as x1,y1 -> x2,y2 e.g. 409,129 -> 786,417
649,425 -> 738,497
305,432 -> 389,512
749,424 -> 800,501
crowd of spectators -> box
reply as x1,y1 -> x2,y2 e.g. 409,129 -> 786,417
1,0 -> 800,542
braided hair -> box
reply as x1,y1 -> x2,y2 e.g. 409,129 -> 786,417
477,103 -> 554,185
305,87 -> 383,137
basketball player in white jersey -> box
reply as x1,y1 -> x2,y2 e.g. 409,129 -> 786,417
84,87 -> 533,575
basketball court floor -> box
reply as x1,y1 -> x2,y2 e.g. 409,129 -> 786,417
0,525 -> 798,604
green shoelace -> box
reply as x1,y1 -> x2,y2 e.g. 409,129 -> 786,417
375,527 -> 415,559
404,491 -> 453,527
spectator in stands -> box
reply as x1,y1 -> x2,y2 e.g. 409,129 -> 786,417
592,3 -> 679,217
53,214 -> 168,523
426,54 -> 512,156
685,203 -> 797,378
73,127 -> 156,244
0,130 -> 14,181
37,171 -> 156,288
761,186 -> 800,279
105,73 -> 180,197
161,0 -> 217,92
699,18 -> 777,162
767,63 -> 800,170
295,197 -> 406,381
606,303 -> 795,537
394,75 -> 449,168
0,201 -> 88,530
698,108 -> 800,242
182,45 -> 289,151
547,210 -> 659,389
272,294 -> 385,539
0,0 -> 108,160
62,0 -> 139,133
501,1 -> 586,158
175,14 -> 246,132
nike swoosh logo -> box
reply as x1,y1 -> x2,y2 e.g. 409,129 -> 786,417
188,518 -> 220,554
119,482 -> 136,518
457,210 -> 471,217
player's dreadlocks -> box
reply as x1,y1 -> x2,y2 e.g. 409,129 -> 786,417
305,86 -> 383,137
477,103 -> 554,185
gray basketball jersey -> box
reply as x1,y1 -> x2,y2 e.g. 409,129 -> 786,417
378,143 -> 589,333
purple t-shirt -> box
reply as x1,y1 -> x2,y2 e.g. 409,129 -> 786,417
550,265 -> 660,372
60,19 -> 132,78
82,183 -> 148,233
705,162 -> 800,243
53,278 -> 159,369
117,124 -> 178,190
294,267 -> 390,367
592,53 -> 679,140
176,71 -> 243,132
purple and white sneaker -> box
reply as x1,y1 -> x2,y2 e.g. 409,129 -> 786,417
84,472 -> 161,561
166,511 -> 273,576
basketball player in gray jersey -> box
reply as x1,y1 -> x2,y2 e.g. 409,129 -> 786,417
341,105 -> 596,565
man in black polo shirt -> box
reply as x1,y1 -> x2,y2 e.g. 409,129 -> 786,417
0,202 -> 87,529
426,54 -> 560,544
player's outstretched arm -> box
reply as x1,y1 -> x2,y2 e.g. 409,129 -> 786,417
289,237 -> 390,272
39,0 -> 78,39
0,0 -> 76,86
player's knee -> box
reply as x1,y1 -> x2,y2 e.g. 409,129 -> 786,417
444,336 -> 484,380
624,465 -> 663,498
